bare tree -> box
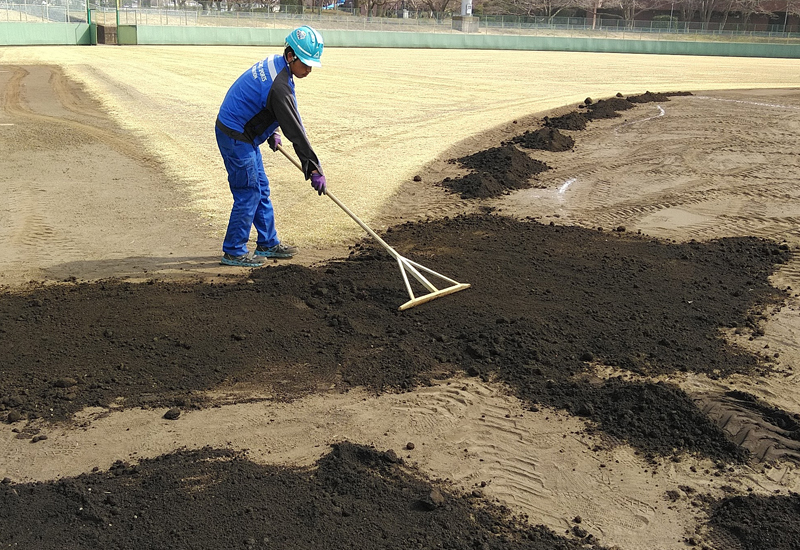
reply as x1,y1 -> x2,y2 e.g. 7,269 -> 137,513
787,0 -> 800,30
492,0 -> 583,18
419,0 -> 456,15
613,0 -> 650,26
735,0 -> 775,27
716,0 -> 740,29
538,0 -> 577,18
580,0 -> 604,26
477,0 -> 518,13
503,0 -> 539,16
694,0 -> 726,24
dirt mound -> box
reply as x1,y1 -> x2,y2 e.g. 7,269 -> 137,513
626,91 -> 672,103
0,214 -> 790,462
0,442 -> 610,550
543,91 -> 693,129
440,92 -> 694,200
572,379 -> 748,463
439,171 -> 508,199
441,144 -> 550,199
543,112 -> 588,131
582,97 -> 636,119
508,127 -> 575,152
707,492 -> 800,550
626,91 -> 694,103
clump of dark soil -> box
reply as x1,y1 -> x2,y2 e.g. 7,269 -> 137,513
550,379 -> 748,463
542,91 -> 694,131
441,144 -> 550,198
626,91 -> 694,103
0,442 -> 610,550
582,97 -> 636,119
508,127 -> 575,152
627,92 -> 692,103
543,112 -> 588,131
440,92 -> 696,201
0,215 -> 789,462
707,492 -> 800,550
440,171 -> 509,199
626,91 -> 672,103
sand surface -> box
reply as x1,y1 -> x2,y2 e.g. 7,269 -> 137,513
2,47 -> 800,549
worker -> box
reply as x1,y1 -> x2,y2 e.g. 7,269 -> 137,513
215,25 -> 327,267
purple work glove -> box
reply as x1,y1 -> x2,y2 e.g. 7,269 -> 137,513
267,132 -> 282,152
310,172 -> 327,196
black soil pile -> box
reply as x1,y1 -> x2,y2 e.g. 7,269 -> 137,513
543,112 -> 588,131
626,91 -> 672,103
707,492 -> 800,550
569,379 -> 748,463
441,144 -> 550,198
0,88 -> 796,548
508,127 -> 575,152
0,442 -> 611,550
582,97 -> 636,119
626,91 -> 694,103
441,92 -> 695,200
0,215 -> 789,461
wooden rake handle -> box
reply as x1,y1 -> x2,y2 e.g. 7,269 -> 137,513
275,143 -> 470,310
275,144 -> 400,261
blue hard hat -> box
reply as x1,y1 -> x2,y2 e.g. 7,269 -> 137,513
285,26 -> 324,68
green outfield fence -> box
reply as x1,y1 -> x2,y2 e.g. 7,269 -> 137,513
126,25 -> 800,57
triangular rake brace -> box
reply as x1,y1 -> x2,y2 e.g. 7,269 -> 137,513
395,255 -> 471,311
275,144 -> 471,311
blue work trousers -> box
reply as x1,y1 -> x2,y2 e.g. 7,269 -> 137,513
216,127 -> 280,256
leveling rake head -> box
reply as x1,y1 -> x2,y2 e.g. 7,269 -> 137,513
277,145 -> 470,311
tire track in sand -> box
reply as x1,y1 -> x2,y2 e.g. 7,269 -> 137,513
379,381 -> 676,548
3,65 -> 151,162
2,67 -> 81,259
0,65 -> 165,269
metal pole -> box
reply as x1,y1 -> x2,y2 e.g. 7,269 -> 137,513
669,1 -> 673,31
784,0 -> 790,33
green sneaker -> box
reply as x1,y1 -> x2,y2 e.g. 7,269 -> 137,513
220,253 -> 268,267
255,243 -> 298,259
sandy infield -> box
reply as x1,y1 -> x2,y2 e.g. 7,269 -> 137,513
1,46 -> 799,279
2,46 -> 800,549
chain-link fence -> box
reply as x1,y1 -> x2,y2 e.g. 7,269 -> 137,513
2,0 -> 798,44
1,0 -> 88,22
